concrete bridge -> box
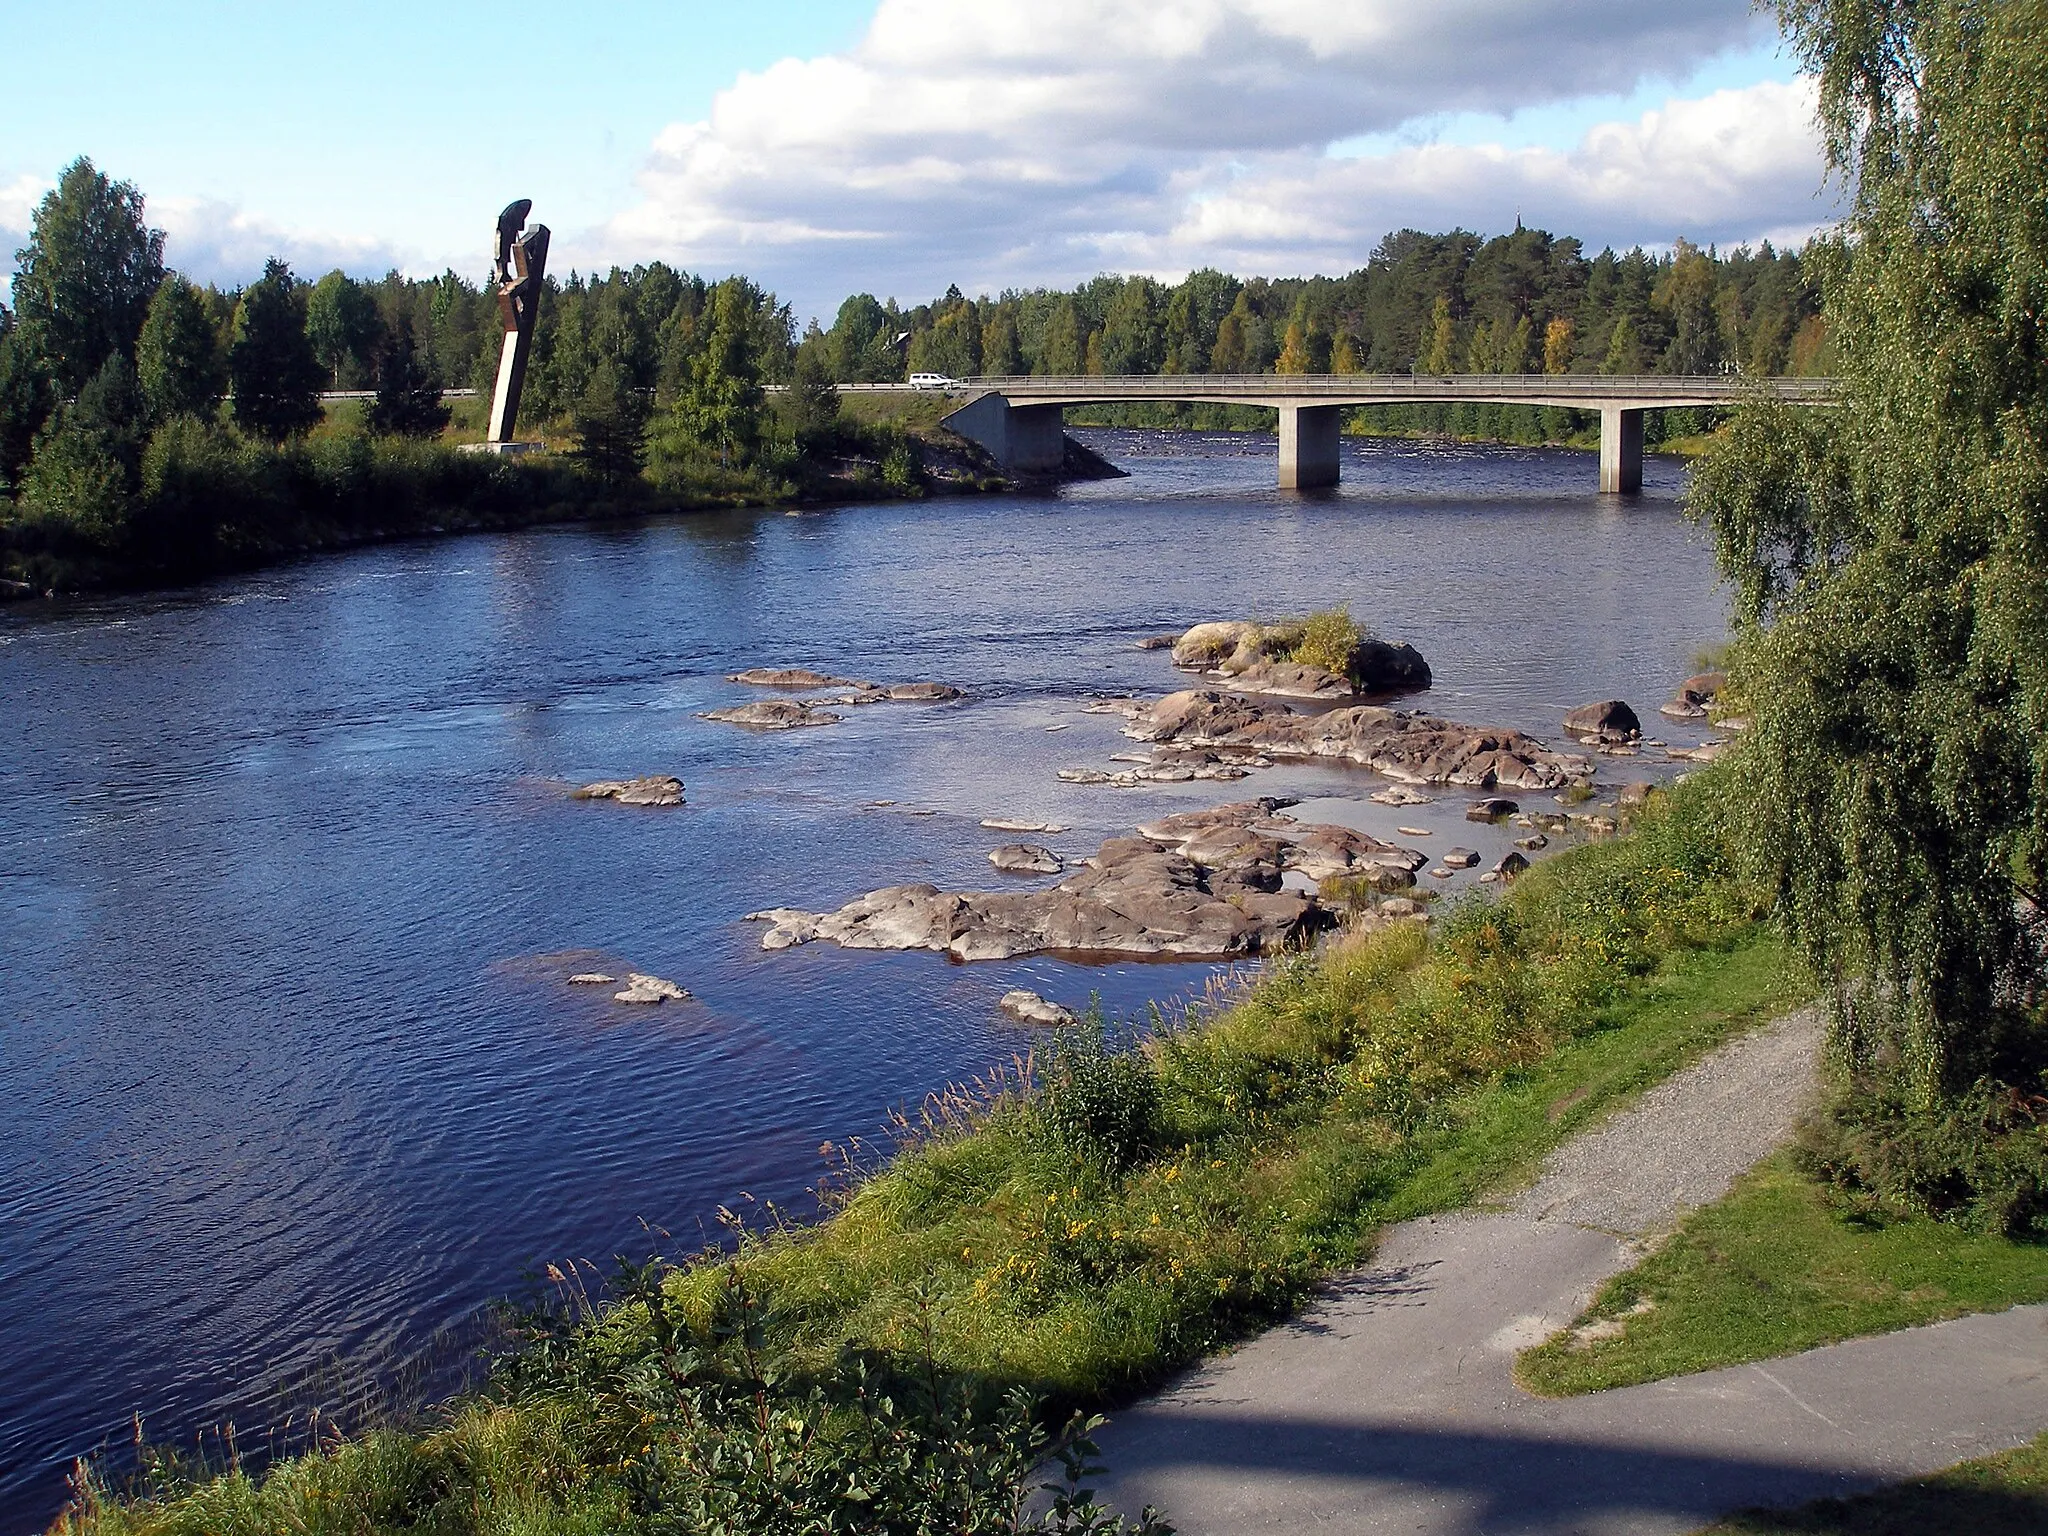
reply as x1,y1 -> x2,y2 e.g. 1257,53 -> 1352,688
933,373 -> 1835,493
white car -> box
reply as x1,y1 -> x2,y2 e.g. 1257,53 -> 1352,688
908,372 -> 959,390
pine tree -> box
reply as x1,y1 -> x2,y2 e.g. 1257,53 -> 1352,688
572,356 -> 649,488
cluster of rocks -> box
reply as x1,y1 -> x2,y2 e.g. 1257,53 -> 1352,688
1660,671 -> 1726,721
745,798 -> 1431,963
572,775 -> 685,807
701,668 -> 963,731
568,970 -> 693,1005
1124,690 -> 1593,792
1168,620 -> 1433,699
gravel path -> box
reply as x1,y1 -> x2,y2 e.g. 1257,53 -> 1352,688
1091,1008 -> 2048,1534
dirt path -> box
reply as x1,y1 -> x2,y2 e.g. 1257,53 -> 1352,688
1092,1009 -> 2048,1534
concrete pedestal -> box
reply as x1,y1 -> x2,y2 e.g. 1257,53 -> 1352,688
1600,406 -> 1645,495
1278,404 -> 1341,488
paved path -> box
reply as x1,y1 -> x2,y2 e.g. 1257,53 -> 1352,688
1093,1010 -> 2048,1533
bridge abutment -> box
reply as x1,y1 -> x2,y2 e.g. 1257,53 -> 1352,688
1600,406 -> 1644,495
1278,404 -> 1341,489
939,394 -> 1065,475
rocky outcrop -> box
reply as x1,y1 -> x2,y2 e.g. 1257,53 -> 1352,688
1000,989 -> 1076,1027
729,667 -> 852,689
572,775 -> 685,807
701,701 -> 841,730
1126,691 -> 1589,791
745,800 -> 1425,963
1564,700 -> 1642,744
990,844 -> 1062,874
1660,670 -> 1727,721
613,972 -> 692,1004
1168,622 -> 1431,696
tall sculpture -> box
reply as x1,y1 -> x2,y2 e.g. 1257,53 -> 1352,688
486,199 -> 550,446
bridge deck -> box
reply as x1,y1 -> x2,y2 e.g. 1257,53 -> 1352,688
952,372 -> 1832,411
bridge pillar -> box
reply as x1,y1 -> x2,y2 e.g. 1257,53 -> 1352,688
1278,404 -> 1341,489
1599,407 -> 1644,495
939,394 -> 1065,475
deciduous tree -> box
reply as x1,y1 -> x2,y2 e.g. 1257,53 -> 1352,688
9,157 -> 164,394
136,276 -> 226,423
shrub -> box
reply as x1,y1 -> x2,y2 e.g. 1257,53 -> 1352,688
1289,606 -> 1360,677
1036,1012 -> 1162,1173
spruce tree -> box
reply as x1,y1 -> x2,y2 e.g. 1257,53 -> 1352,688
367,315 -> 449,438
228,259 -> 323,442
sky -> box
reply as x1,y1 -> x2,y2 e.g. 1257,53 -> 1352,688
0,1 -> 1837,324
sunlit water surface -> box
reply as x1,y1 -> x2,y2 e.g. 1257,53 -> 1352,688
0,431 -> 1727,1527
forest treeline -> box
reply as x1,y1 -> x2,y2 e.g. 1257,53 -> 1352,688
1,154 -> 1828,592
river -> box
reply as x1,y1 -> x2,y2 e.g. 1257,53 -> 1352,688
0,430 -> 1728,1528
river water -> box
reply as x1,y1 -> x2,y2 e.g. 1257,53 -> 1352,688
0,431 -> 1726,1527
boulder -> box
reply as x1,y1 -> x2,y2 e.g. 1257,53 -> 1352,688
1659,698 -> 1709,721
728,667 -> 852,689
1171,620 -> 1266,670
567,972 -> 616,984
1618,781 -> 1656,808
1467,797 -> 1519,822
990,844 -> 1062,875
1493,851 -> 1531,881
884,682 -> 964,702
1351,638 -> 1433,693
1563,700 -> 1641,744
1135,634 -> 1181,651
700,701 -> 841,730
1515,834 -> 1549,851
573,775 -> 685,807
1127,690 -> 1589,792
1000,989 -> 1076,1027
1680,671 -> 1727,704
1443,848 -> 1481,869
982,817 -> 1066,833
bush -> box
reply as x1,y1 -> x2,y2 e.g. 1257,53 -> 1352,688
1036,1012 -> 1163,1174
1289,606 -> 1361,677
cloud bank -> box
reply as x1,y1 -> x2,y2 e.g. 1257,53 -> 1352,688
602,0 -> 1831,317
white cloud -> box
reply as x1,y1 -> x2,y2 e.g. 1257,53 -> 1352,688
598,0 -> 1821,316
153,197 -> 413,288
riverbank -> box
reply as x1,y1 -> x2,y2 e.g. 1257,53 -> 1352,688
59,772 -> 1810,1532
0,412 -> 1006,599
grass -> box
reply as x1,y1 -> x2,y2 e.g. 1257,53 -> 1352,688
62,775 -> 1813,1533
1516,1151 -> 2048,1397
1697,1431 -> 2048,1534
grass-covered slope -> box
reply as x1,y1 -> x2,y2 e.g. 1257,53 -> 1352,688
62,775 -> 1808,1535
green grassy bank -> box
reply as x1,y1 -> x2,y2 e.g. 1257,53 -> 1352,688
59,776 -> 1811,1534
1517,1148 -> 2048,1397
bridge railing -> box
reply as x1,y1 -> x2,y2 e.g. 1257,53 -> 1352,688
956,373 -> 1834,402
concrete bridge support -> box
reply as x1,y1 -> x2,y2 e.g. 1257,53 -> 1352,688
1278,404 -> 1341,489
1600,406 -> 1644,495
939,394 -> 1066,475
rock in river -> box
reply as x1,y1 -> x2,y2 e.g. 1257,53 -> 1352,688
729,667 -> 854,689
1000,989 -> 1076,1027
745,800 -> 1424,963
1126,690 -> 1588,792
700,701 -> 841,730
990,844 -> 1062,875
1563,700 -> 1641,744
572,775 -> 685,807
1466,797 -> 1519,822
614,972 -> 691,1004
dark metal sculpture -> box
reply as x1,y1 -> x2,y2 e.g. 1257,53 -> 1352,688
486,199 -> 550,445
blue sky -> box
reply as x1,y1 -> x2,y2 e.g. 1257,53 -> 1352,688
1,2 -> 1832,322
